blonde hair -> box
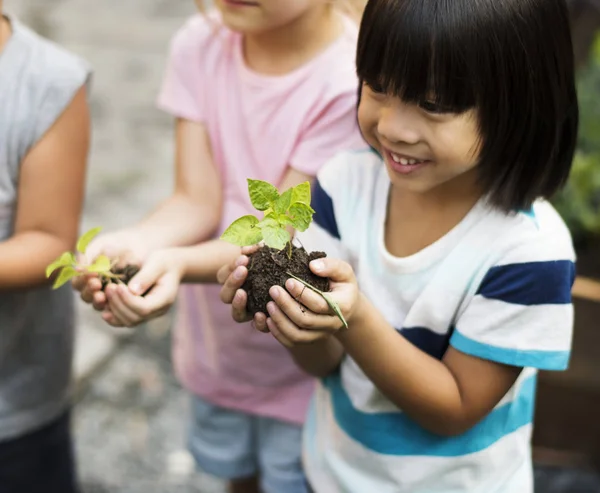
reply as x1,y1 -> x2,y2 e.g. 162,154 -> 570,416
194,0 -> 367,24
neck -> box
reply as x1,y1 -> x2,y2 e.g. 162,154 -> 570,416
390,169 -> 482,217
385,169 -> 483,257
244,6 -> 341,75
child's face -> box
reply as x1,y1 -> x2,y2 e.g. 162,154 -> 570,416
215,0 -> 325,34
358,83 -> 482,197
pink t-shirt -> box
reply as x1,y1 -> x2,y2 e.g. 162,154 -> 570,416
157,11 -> 366,425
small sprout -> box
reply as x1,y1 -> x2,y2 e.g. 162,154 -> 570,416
220,179 -> 315,251
46,227 -> 122,289
220,179 -> 347,329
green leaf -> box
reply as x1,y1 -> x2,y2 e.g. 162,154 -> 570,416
291,182 -> 311,205
77,227 -> 102,254
52,266 -> 79,289
279,214 -> 294,226
274,188 -> 293,214
248,179 -> 279,211
87,254 -> 112,274
46,252 -> 76,278
220,215 -> 263,246
261,225 -> 290,250
288,203 -> 315,232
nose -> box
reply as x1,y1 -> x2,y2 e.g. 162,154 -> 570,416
377,99 -> 420,146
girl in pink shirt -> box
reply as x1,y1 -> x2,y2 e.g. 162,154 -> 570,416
74,1 -> 366,492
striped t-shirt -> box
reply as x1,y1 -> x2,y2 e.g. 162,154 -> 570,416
298,150 -> 575,493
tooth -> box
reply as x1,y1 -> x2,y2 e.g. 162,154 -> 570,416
408,159 -> 416,165
392,154 -> 400,163
400,158 -> 409,165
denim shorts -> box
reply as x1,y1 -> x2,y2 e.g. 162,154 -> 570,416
188,396 -> 308,493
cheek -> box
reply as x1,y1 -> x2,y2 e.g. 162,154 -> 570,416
436,119 -> 481,166
357,99 -> 376,134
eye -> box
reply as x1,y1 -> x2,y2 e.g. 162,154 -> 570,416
418,100 -> 452,114
365,80 -> 385,94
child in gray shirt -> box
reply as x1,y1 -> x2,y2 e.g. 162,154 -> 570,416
0,6 -> 90,492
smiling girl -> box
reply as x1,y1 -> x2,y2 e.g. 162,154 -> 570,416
220,0 -> 579,491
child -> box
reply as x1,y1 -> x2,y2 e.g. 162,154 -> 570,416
0,5 -> 91,493
219,0 -> 579,491
73,1 -> 366,492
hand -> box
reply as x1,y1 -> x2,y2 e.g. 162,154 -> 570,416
217,245 -> 269,330
72,228 -> 150,311
101,248 -> 185,327
265,257 -> 361,348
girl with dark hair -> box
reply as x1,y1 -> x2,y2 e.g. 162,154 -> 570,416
220,0 -> 579,491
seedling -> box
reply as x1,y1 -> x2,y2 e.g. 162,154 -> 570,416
221,179 -> 314,255
221,179 -> 348,328
46,227 -> 133,289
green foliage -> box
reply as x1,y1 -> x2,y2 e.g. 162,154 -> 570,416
552,34 -> 600,241
46,227 -> 115,289
221,179 -> 315,249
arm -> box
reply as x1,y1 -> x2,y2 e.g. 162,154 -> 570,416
0,86 -> 89,290
263,258 -> 522,437
336,294 -> 521,436
74,118 -> 220,308
130,118 -> 221,250
289,338 -> 345,378
101,167 -> 314,326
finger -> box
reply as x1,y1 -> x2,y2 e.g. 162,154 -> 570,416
241,245 -> 261,256
92,290 -> 108,311
284,279 -> 331,315
266,317 -> 294,348
101,309 -> 125,328
80,277 -> 103,303
216,255 -> 249,285
72,271 -> 96,291
220,266 -> 248,304
265,301 -> 330,344
310,257 -> 354,283
269,286 -> 339,332
126,262 -> 161,297
105,285 -> 140,327
231,289 -> 252,323
114,283 -> 173,323
253,312 -> 269,333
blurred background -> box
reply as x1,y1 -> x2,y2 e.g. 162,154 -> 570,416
3,0 -> 600,492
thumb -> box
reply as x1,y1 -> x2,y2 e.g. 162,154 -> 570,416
127,259 -> 164,296
309,257 -> 354,283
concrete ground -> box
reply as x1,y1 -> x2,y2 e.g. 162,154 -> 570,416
4,0 -> 600,491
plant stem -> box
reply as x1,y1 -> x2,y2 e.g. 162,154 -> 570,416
286,272 -> 348,329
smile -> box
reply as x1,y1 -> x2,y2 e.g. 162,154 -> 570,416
389,151 -> 426,166
384,149 -> 430,175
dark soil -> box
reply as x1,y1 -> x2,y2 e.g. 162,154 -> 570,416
242,245 -> 329,315
101,264 -> 140,291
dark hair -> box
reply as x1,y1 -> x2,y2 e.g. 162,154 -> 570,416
356,0 -> 579,212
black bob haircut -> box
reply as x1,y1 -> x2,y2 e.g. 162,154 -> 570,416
356,0 -> 579,212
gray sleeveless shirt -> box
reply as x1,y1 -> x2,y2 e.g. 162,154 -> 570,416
0,16 -> 90,441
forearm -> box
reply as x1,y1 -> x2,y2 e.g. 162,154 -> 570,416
0,232 -> 74,290
135,193 -> 220,251
172,239 -> 241,284
336,294 -> 470,435
289,337 -> 345,378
